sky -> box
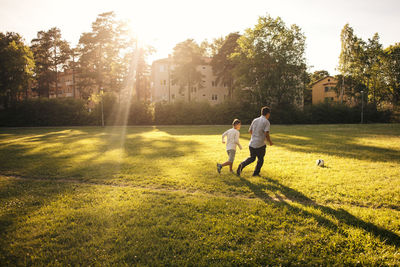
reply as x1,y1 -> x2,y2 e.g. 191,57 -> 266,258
1,0 -> 399,75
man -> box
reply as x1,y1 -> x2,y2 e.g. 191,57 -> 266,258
237,106 -> 273,177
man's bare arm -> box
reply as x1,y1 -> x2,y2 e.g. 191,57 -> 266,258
265,131 -> 273,146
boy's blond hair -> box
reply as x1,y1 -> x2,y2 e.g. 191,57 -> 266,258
232,119 -> 241,126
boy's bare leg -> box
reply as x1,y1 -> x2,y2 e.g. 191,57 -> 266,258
221,161 -> 233,172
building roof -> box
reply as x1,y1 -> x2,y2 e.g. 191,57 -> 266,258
152,58 -> 171,65
152,56 -> 213,65
310,76 -> 337,87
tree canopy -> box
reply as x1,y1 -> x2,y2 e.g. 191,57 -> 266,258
0,32 -> 35,107
172,39 -> 204,102
231,15 -> 307,107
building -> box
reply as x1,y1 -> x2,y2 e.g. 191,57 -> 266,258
151,57 -> 229,104
311,76 -> 357,106
311,76 -> 340,104
49,69 -> 80,99
27,69 -> 82,99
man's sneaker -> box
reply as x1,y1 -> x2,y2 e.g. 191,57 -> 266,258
252,174 -> 261,177
217,163 -> 222,174
236,164 -> 243,176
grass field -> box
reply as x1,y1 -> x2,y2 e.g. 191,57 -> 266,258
1,124 -> 400,265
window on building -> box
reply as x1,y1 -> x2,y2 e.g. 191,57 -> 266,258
224,83 -> 227,87
202,66 -> 206,69
160,65 -> 165,72
324,86 -> 329,92
163,80 -> 167,85
212,94 -> 218,100
172,94 -> 175,99
212,81 -> 215,87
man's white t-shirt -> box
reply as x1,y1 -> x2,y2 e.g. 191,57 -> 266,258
249,115 -> 270,148
222,128 -> 242,151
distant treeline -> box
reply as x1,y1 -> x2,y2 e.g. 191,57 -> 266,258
0,97 -> 394,127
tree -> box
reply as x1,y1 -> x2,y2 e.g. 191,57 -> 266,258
65,47 -> 79,99
200,37 -> 224,57
134,45 -> 155,101
171,39 -> 204,102
31,27 -> 70,98
210,32 -> 241,99
78,11 -> 134,100
338,24 -> 387,106
383,43 -> 400,107
309,70 -> 330,84
364,33 -> 384,105
232,15 -> 307,107
0,32 -> 35,107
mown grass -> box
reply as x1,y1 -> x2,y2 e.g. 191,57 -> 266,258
0,124 -> 400,265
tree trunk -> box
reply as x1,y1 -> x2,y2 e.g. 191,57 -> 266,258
228,80 -> 233,100
188,79 -> 191,102
54,44 -> 59,98
72,52 -> 76,99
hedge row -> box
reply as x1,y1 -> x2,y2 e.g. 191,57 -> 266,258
0,98 -> 93,126
0,97 -> 394,127
154,101 -> 393,125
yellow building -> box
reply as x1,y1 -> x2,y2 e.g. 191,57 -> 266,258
311,76 -> 339,104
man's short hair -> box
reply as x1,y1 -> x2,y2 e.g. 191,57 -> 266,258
261,106 -> 271,116
232,119 -> 241,126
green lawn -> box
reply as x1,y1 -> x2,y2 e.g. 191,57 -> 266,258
1,124 -> 400,265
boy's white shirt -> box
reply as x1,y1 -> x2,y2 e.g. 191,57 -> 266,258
222,128 -> 242,151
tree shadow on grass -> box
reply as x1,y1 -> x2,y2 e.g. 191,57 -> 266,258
235,176 -> 400,248
155,126 -> 229,136
0,127 -> 202,183
0,177 -> 73,265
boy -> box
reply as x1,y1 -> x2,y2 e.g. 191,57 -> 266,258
217,119 -> 242,173
236,106 -> 273,177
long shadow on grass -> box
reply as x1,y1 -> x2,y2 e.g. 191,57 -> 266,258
237,176 -> 400,248
239,125 -> 400,163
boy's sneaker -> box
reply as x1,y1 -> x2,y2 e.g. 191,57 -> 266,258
236,164 -> 243,176
217,163 -> 222,174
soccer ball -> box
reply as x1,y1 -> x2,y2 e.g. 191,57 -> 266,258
316,159 -> 324,167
